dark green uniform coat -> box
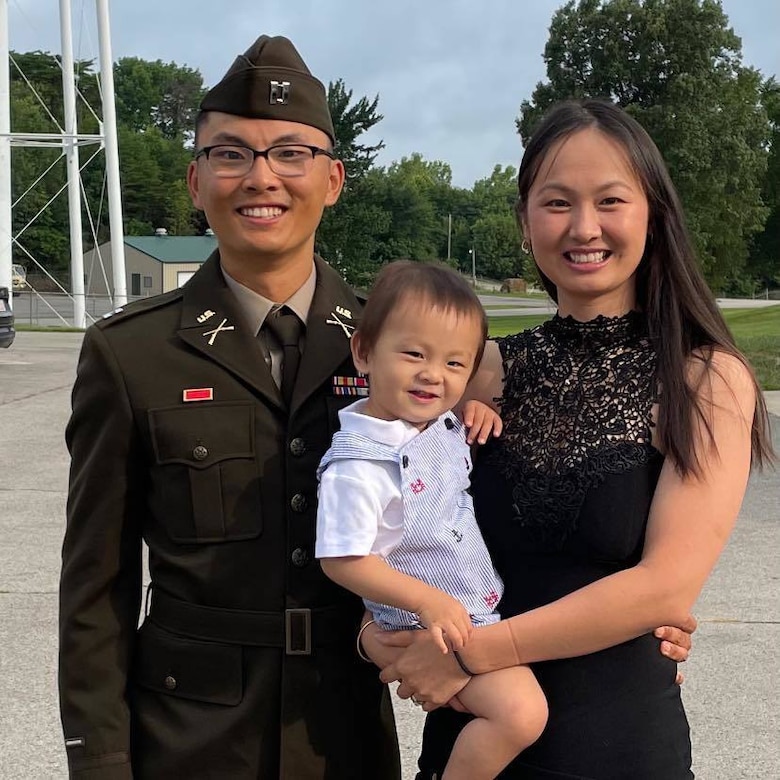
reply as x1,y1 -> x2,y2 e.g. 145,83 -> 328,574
60,254 -> 400,779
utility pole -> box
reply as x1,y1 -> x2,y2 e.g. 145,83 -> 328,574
469,246 -> 476,288
446,213 -> 452,261
0,0 -> 126,326
60,0 -> 86,328
96,0 -> 126,307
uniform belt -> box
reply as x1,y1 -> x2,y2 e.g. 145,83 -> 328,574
148,590 -> 356,655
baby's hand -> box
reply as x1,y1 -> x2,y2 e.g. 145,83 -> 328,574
416,591 -> 473,654
461,400 -> 503,445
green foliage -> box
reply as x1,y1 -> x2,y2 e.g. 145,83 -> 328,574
746,78 -> 780,289
472,212 -> 524,280
722,307 -> 780,390
9,50 -> 205,278
517,0 -> 774,292
116,126 -> 196,237
488,305 -> 780,390
114,57 -> 205,139
318,171 -> 392,286
466,165 -> 527,279
378,154 -> 452,261
326,79 -> 384,180
10,50 -> 101,133
316,81 -> 388,283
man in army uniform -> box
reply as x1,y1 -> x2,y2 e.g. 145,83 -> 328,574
59,34 -> 400,779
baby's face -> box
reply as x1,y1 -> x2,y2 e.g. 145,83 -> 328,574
354,304 -> 483,430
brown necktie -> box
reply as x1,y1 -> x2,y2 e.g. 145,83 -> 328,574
264,306 -> 302,406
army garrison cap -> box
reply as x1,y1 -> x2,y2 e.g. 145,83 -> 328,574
200,35 -> 335,144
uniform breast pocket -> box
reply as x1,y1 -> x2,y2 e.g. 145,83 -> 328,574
148,403 -> 262,543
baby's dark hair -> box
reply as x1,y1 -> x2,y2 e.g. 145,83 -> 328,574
355,261 -> 488,375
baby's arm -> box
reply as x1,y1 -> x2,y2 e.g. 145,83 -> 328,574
320,555 -> 473,652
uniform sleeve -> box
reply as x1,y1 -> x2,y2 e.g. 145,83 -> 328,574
315,459 -> 395,559
59,326 -> 143,779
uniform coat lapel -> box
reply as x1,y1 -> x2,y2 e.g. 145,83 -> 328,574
177,252 -> 283,409
292,256 -> 361,412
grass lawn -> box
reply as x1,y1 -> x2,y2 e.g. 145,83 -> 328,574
488,306 -> 780,390
723,307 -> 780,391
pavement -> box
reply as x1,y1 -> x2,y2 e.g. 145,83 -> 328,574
10,292 -> 780,326
1,331 -> 778,779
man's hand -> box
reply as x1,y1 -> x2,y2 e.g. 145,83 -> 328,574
416,591 -> 473,653
461,400 -> 502,445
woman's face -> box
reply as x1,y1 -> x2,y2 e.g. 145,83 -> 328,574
522,127 -> 650,319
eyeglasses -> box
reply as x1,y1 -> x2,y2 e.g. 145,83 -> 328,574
195,143 -> 335,178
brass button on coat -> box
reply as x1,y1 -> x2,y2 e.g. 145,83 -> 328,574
290,493 -> 308,513
192,445 -> 208,461
164,675 -> 177,690
291,547 -> 310,567
289,437 -> 307,457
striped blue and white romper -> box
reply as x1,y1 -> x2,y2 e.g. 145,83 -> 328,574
318,412 -> 503,630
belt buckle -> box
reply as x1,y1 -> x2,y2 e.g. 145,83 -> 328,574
285,608 -> 312,655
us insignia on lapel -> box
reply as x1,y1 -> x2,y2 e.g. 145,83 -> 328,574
332,375 -> 369,396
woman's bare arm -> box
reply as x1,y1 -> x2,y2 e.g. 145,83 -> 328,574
380,352 -> 751,703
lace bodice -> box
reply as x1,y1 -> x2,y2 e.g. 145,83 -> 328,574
483,311 -> 661,546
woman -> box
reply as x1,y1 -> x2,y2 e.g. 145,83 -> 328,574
365,99 -> 774,778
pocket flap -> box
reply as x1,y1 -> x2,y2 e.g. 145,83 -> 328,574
149,403 -> 255,468
135,621 -> 243,706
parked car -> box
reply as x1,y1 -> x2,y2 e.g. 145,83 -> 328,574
11,263 -> 27,295
0,286 -> 15,347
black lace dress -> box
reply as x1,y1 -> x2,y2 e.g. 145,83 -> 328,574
417,312 -> 693,779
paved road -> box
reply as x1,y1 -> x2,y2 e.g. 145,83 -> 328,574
9,290 -> 779,326
1,332 -> 778,778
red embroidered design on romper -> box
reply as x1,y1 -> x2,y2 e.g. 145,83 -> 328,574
410,479 -> 426,494
484,590 -> 500,609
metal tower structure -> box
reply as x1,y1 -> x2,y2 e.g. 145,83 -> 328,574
0,0 -> 126,327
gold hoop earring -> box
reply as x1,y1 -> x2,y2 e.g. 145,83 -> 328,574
521,238 -> 532,255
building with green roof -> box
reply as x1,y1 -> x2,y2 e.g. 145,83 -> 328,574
85,230 -> 217,298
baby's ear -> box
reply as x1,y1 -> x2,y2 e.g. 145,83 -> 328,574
350,332 -> 369,373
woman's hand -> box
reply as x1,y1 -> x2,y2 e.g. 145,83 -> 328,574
377,627 -> 471,711
461,399 -> 503,445
655,613 -> 697,684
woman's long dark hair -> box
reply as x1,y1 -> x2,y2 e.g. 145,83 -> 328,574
515,99 -> 773,476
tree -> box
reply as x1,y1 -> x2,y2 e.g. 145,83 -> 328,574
375,154 -> 453,262
316,80 -> 387,281
466,165 -> 526,279
517,0 -> 771,291
9,58 -> 96,282
10,50 -> 102,134
114,57 -> 205,140
472,212 -> 525,280
8,50 -> 204,287
746,77 -> 780,290
318,171 -> 392,287
326,79 -> 384,180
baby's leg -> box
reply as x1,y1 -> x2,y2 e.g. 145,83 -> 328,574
443,665 -> 547,780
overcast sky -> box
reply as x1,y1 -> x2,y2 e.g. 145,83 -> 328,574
6,0 -> 779,188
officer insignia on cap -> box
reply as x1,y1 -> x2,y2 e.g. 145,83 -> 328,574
199,35 -> 335,143
269,80 -> 290,105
